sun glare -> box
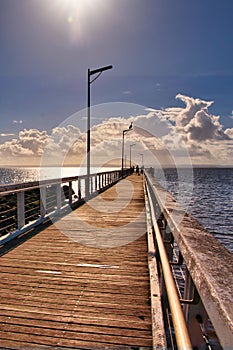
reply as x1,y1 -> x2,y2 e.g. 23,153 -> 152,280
49,0 -> 105,44
55,0 -> 102,17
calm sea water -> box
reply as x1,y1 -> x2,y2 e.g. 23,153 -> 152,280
0,167 -> 232,253
154,167 -> 233,254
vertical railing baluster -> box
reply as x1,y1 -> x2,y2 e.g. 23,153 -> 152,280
40,186 -> 46,218
56,184 -> 61,211
91,175 -> 93,194
68,181 -> 73,206
78,179 -> 81,200
183,270 -> 208,348
17,191 -> 25,229
95,175 -> 97,192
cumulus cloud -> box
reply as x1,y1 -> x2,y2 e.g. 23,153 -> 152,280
169,94 -> 229,141
175,94 -> 213,127
0,125 -> 82,164
155,94 -> 232,164
183,110 -> 228,141
19,129 -> 49,155
225,128 -> 233,139
0,94 -> 232,167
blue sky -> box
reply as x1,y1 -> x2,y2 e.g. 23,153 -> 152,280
0,0 -> 232,166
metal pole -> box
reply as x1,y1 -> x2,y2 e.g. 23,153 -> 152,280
130,145 -> 132,168
121,131 -> 125,178
87,69 -> 91,197
140,153 -> 144,168
130,143 -> 135,168
86,65 -> 112,196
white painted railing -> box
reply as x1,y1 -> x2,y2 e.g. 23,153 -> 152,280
0,169 -> 127,245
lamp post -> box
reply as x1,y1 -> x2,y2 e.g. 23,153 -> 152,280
140,153 -> 144,168
130,143 -> 136,168
87,65 -> 113,196
121,122 -> 133,178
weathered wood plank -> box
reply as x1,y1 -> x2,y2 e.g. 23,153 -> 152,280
0,174 -> 154,349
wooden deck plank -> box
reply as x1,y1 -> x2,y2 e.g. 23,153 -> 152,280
0,309 -> 152,330
0,174 -> 153,349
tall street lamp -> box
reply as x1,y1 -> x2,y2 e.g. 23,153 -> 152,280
122,122 -> 133,178
87,65 -> 113,196
130,143 -> 136,168
140,153 -> 144,168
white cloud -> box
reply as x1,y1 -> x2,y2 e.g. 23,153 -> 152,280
0,125 -> 81,163
159,94 -> 231,142
0,133 -> 15,137
225,128 -> 233,139
175,94 -> 214,127
13,119 -> 23,124
0,95 -> 232,167
184,110 -> 228,141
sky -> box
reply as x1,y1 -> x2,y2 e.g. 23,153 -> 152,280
0,0 -> 232,167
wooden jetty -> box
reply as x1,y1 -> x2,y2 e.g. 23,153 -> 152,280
0,170 -> 232,349
0,175 -> 161,349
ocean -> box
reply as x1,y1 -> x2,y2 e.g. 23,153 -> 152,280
0,166 -> 232,253
154,167 -> 233,254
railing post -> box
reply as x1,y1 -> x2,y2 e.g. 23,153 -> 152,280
91,175 -> 93,194
95,175 -> 98,192
78,179 -> 81,200
40,186 -> 46,218
56,184 -> 62,211
17,191 -> 25,228
183,270 -> 209,349
68,181 -> 73,206
85,177 -> 89,198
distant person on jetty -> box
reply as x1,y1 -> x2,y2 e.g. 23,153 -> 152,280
136,165 -> 140,175
130,166 -> 134,174
62,185 -> 78,201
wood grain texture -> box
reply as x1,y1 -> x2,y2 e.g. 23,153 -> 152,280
0,174 -> 153,349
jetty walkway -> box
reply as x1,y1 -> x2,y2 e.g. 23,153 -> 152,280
0,175 -> 161,349
0,171 -> 232,349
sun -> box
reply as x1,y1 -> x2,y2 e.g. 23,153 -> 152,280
49,0 -> 107,44
52,0 -> 104,27
54,0 -> 102,16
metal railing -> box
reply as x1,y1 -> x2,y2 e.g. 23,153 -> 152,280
0,169 -> 130,245
144,170 -> 233,350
